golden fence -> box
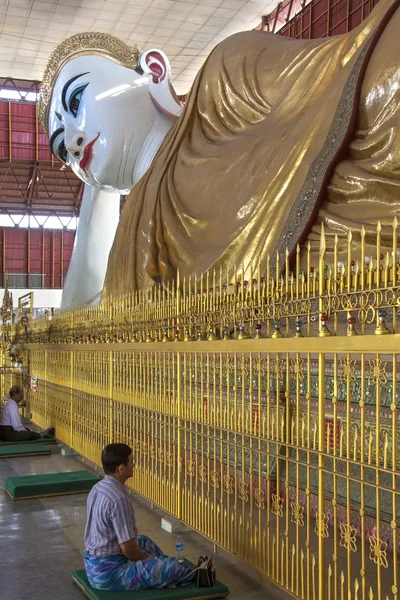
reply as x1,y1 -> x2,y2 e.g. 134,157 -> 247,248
7,223 -> 400,600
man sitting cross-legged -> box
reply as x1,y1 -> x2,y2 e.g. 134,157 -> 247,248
0,385 -> 55,442
84,443 -> 196,591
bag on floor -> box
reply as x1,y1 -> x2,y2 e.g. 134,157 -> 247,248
196,555 -> 216,587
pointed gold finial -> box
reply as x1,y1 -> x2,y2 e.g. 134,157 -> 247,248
375,309 -> 389,335
207,327 -> 218,341
346,315 -> 357,336
237,323 -> 248,340
271,320 -> 283,339
319,222 -> 326,258
319,314 -> 332,337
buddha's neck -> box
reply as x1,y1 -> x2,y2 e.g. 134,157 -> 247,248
132,112 -> 175,185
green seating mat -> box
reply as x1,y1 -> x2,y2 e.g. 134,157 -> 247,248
5,470 -> 100,500
73,568 -> 229,600
0,437 -> 56,446
0,444 -> 51,458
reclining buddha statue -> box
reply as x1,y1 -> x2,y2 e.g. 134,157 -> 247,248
39,0 -> 400,307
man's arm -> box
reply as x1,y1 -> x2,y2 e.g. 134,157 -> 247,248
120,538 -> 147,561
111,495 -> 146,561
9,402 -> 25,431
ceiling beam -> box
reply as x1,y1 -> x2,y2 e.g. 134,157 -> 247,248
75,181 -> 84,213
26,162 -> 38,209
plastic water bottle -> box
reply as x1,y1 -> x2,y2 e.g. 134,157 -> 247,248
175,535 -> 184,563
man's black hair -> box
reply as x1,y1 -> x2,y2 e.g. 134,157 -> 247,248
101,443 -> 132,475
9,385 -> 21,398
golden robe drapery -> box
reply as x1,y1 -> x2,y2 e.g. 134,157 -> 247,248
104,0 -> 400,295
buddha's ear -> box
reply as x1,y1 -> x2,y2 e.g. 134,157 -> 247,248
140,48 -> 182,120
140,49 -> 170,84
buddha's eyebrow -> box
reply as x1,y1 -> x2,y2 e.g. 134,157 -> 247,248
61,72 -> 89,112
49,126 -> 64,154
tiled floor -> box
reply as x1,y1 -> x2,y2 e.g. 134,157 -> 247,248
0,446 -> 292,600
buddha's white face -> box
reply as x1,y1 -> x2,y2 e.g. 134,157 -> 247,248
48,55 -> 158,193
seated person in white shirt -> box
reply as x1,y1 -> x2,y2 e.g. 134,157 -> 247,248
0,385 -> 54,442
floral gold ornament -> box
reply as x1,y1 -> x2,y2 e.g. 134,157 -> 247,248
210,471 -> 220,488
186,460 -> 196,476
255,357 -> 267,375
290,357 -> 305,381
238,481 -> 249,502
290,502 -> 304,526
315,512 -> 329,538
368,358 -> 387,386
255,488 -> 265,510
340,523 -> 357,552
272,357 -> 284,381
197,465 -> 207,483
369,536 -> 389,568
223,475 -> 233,494
339,356 -> 357,382
238,356 -> 249,375
38,32 -> 140,134
271,494 -> 284,517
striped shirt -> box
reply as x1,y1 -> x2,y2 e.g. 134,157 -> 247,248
84,475 -> 138,557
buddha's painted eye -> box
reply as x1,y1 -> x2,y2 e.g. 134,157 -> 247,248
69,83 -> 88,118
57,138 -> 68,164
49,126 -> 68,164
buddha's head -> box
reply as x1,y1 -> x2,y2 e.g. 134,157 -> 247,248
39,32 -> 181,193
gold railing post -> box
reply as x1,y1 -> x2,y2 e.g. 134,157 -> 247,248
44,349 -> 48,426
109,349 -> 114,444
175,271 -> 183,519
318,225 -> 326,600
176,349 -> 182,521
70,350 -> 74,448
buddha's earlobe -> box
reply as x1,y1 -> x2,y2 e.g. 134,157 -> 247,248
140,49 -> 182,120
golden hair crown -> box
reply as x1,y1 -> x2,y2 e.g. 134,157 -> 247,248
39,31 -> 140,134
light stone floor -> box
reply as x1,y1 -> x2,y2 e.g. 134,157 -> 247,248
0,444 -> 292,600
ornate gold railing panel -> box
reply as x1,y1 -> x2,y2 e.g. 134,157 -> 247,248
22,339 -> 400,600
5,223 -> 400,600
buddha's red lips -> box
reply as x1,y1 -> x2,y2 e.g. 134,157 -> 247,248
80,133 -> 100,173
